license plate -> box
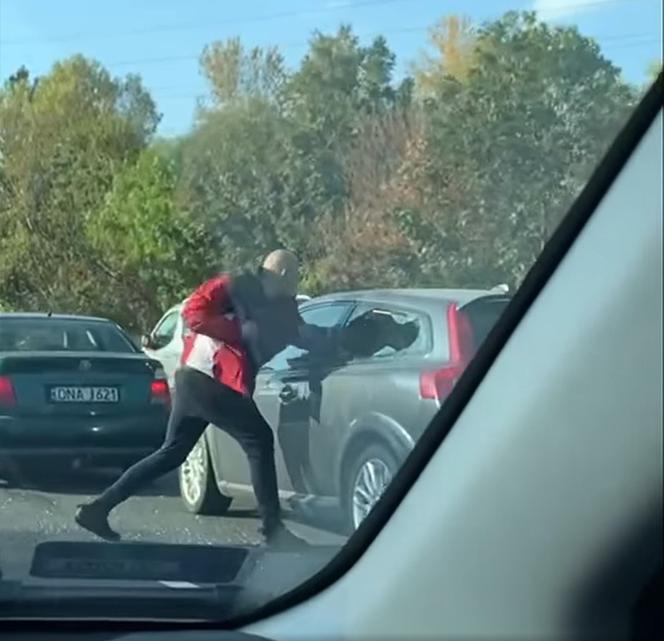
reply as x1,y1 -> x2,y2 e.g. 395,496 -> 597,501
49,386 -> 120,403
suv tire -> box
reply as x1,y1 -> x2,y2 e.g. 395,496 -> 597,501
179,436 -> 232,515
345,442 -> 400,532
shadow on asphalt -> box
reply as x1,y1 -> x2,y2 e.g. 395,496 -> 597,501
0,469 -> 348,537
199,505 -> 348,537
0,467 -> 179,498
287,502 -> 348,536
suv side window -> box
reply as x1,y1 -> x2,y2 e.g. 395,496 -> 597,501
151,309 -> 180,348
263,302 -> 353,371
346,304 -> 429,360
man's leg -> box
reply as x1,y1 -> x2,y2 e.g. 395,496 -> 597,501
75,370 -> 207,540
95,414 -> 207,512
193,375 -> 306,545
196,381 -> 281,535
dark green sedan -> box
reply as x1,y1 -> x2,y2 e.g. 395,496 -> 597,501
0,313 -> 170,482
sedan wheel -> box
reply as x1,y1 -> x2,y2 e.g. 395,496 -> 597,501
179,436 -> 232,515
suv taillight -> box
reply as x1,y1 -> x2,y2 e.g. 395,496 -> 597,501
0,376 -> 17,408
419,303 -> 476,403
419,365 -> 464,401
150,379 -> 170,406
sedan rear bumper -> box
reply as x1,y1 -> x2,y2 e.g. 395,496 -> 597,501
0,411 -> 167,459
0,446 -> 158,470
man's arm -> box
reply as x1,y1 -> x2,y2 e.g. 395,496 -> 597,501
294,322 -> 339,352
290,303 -> 346,355
182,274 -> 243,346
293,310 -> 419,361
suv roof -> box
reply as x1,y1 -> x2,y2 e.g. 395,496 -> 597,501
307,288 -> 508,308
162,288 -> 507,317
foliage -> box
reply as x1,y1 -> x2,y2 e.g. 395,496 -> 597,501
178,98 -> 328,273
646,59 -> 662,82
200,38 -> 286,107
400,11 -> 637,288
87,150 -> 213,329
0,13 -> 640,328
412,15 -> 478,95
0,56 -> 160,325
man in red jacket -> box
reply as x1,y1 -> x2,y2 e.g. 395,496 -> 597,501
76,249 -> 418,546
76,250 -> 325,547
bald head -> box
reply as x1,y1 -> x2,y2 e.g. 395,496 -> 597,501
260,249 -> 299,299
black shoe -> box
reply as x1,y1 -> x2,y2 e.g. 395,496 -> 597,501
263,523 -> 310,550
287,494 -> 308,517
75,503 -> 120,542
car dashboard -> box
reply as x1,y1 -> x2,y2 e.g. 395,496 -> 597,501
1,540 -> 340,639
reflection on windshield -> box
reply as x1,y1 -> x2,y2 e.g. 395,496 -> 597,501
0,0 -> 658,621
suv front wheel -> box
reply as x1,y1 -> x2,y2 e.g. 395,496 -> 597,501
179,436 -> 232,515
345,442 -> 400,532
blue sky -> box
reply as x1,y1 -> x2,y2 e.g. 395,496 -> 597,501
0,0 -> 661,136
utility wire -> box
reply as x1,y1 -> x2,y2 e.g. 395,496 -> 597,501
1,0 -> 658,46
0,0 -> 414,46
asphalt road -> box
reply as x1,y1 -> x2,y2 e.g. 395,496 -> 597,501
0,467 -> 346,582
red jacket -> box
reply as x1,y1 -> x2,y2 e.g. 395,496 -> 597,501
181,273 -> 305,396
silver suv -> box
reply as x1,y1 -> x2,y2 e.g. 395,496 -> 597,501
145,288 -> 510,531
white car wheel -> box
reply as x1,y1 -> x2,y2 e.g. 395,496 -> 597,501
179,436 -> 232,515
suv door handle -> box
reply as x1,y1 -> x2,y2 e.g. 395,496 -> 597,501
279,384 -> 297,403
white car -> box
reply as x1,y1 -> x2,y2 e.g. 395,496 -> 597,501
142,295 -> 312,388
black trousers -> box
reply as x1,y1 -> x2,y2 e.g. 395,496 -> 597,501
95,367 -> 281,533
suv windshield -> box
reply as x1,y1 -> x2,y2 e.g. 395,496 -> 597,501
0,0 -> 660,624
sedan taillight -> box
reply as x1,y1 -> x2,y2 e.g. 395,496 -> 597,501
0,376 -> 17,408
150,379 -> 170,406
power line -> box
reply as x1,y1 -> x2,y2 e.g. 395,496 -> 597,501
104,24 -> 429,70
100,28 -> 661,72
88,26 -> 426,71
0,0 -> 413,46
600,36 -> 661,48
2,0 -> 658,47
534,0 -> 659,12
552,0 -> 654,7
144,35 -> 660,102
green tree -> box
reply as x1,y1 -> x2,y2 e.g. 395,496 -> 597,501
305,106 -> 424,293
0,56 -> 160,316
285,26 -> 398,145
281,25 -> 403,251
199,38 -> 286,107
178,98 -> 330,272
400,11 -> 637,288
87,150 -> 211,329
178,28 -> 402,280
1,16 -> 641,317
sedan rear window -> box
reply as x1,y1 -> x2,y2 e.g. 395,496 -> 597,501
0,319 -> 136,353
